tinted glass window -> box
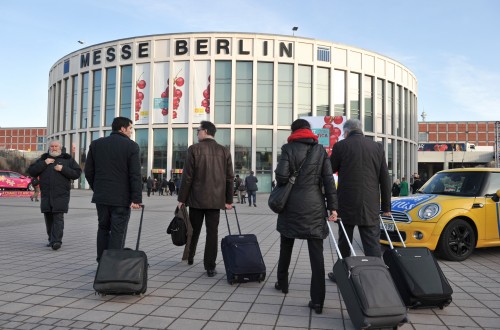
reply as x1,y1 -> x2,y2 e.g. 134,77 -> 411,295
484,172 -> 500,195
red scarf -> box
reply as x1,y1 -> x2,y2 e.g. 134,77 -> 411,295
287,128 -> 318,143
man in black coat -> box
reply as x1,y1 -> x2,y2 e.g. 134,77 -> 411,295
28,140 -> 82,250
328,119 -> 391,281
84,117 -> 143,262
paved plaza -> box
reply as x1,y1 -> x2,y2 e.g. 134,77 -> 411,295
1,189 -> 500,329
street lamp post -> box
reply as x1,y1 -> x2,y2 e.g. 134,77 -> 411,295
292,27 -> 298,36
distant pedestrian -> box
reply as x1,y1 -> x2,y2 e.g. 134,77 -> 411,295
30,176 -> 40,202
411,174 -> 423,194
399,177 -> 409,196
161,177 -> 169,196
168,179 -> 176,196
28,140 -> 82,250
84,117 -> 143,263
245,171 -> 258,207
392,179 -> 401,197
146,176 -> 153,197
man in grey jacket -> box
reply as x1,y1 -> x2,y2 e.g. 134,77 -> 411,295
177,121 -> 234,277
245,171 -> 258,207
328,119 -> 391,282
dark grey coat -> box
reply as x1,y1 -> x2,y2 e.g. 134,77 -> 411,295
84,132 -> 143,207
275,139 -> 338,239
28,153 -> 81,213
330,131 -> 391,226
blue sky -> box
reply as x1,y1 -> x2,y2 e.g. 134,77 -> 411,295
1,0 -> 499,127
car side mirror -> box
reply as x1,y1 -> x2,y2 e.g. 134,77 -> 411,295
493,189 -> 500,202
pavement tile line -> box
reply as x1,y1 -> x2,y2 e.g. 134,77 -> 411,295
2,190 -> 500,329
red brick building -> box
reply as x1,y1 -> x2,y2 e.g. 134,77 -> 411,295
0,127 -> 47,151
419,121 -> 496,147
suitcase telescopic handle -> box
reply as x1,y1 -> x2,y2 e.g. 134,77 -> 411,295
326,218 -> 357,259
379,214 -> 406,249
135,205 -> 145,251
224,206 -> 241,236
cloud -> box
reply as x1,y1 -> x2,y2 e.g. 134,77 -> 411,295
442,55 -> 500,121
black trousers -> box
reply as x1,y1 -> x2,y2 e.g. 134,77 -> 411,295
338,223 -> 381,258
277,235 -> 325,305
96,204 -> 131,261
188,208 -> 220,271
44,212 -> 64,245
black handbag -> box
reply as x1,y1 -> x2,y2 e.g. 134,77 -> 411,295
268,147 -> 312,213
167,205 -> 188,246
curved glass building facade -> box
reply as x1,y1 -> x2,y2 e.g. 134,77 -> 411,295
47,32 -> 418,191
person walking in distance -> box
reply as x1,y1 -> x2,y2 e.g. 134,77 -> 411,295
328,119 -> 391,282
84,117 -> 143,263
245,171 -> 258,207
28,140 -> 82,250
146,176 -> 153,197
399,177 -> 409,196
274,119 -> 338,314
177,120 -> 234,277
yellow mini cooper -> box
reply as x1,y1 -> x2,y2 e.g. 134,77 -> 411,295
380,168 -> 500,261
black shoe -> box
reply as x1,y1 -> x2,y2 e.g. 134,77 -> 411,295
52,242 -> 61,250
46,243 -> 51,247
207,269 -> 217,277
309,301 -> 323,314
254,204 -> 257,207
30,196 -> 33,201
274,282 -> 288,294
328,272 -> 336,283
188,259 -> 193,265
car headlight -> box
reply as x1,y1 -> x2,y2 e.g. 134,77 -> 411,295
418,203 -> 441,220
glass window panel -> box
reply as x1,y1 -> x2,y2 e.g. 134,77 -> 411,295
120,65 -> 132,120
257,62 -> 273,125
214,61 -> 232,124
79,132 -> 87,189
334,70 -> 345,116
91,70 -> 102,127
397,140 -> 402,179
405,88 -> 410,138
135,128 -> 149,178
63,79 -> 70,131
364,75 -> 373,132
153,128 -> 168,171
387,139 -> 393,179
297,65 -> 312,117
397,85 -> 403,137
71,75 -> 78,130
276,129 -> 290,162
105,67 -> 116,126
80,72 -> 89,129
349,72 -> 360,120
387,82 -> 394,135
376,78 -> 384,134
235,61 -> 253,124
91,131 -> 100,141
215,128 -> 230,148
316,67 -> 330,117
172,128 -> 188,173
234,128 -> 252,175
256,129 -> 272,192
278,64 -> 293,126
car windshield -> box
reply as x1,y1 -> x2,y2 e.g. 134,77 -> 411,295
420,171 -> 485,197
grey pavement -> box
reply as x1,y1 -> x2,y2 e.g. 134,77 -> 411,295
1,190 -> 500,329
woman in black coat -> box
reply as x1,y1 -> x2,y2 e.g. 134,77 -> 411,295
274,119 -> 338,314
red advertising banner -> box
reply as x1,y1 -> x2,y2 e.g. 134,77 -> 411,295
153,61 -> 170,124
135,63 -> 151,124
193,61 -> 211,123
172,61 -> 189,123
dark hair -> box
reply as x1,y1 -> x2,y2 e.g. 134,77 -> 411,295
200,120 -> 217,136
112,117 -> 133,132
291,119 -> 311,132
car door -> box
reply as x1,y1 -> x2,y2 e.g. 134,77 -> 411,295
483,172 -> 500,241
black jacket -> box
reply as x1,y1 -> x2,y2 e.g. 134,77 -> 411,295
275,139 -> 337,239
178,138 -> 234,209
84,132 -> 142,207
28,152 -> 81,213
330,131 -> 391,226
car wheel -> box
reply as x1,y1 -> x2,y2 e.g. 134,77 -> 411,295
27,183 -> 34,191
437,219 -> 476,261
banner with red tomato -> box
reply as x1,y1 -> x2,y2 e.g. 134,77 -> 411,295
301,115 -> 346,157
134,63 -> 150,124
193,61 -> 211,123
153,62 -> 170,124
172,61 -> 189,123
418,143 -> 466,152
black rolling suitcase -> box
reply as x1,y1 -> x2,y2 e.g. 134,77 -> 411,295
221,206 -> 266,285
328,220 -> 407,329
380,215 -> 453,309
94,205 -> 148,295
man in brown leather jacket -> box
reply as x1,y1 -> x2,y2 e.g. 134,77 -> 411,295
177,121 -> 234,277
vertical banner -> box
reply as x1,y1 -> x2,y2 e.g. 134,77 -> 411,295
134,63 -> 150,124
153,62 -> 170,124
193,61 -> 211,123
172,61 -> 189,123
